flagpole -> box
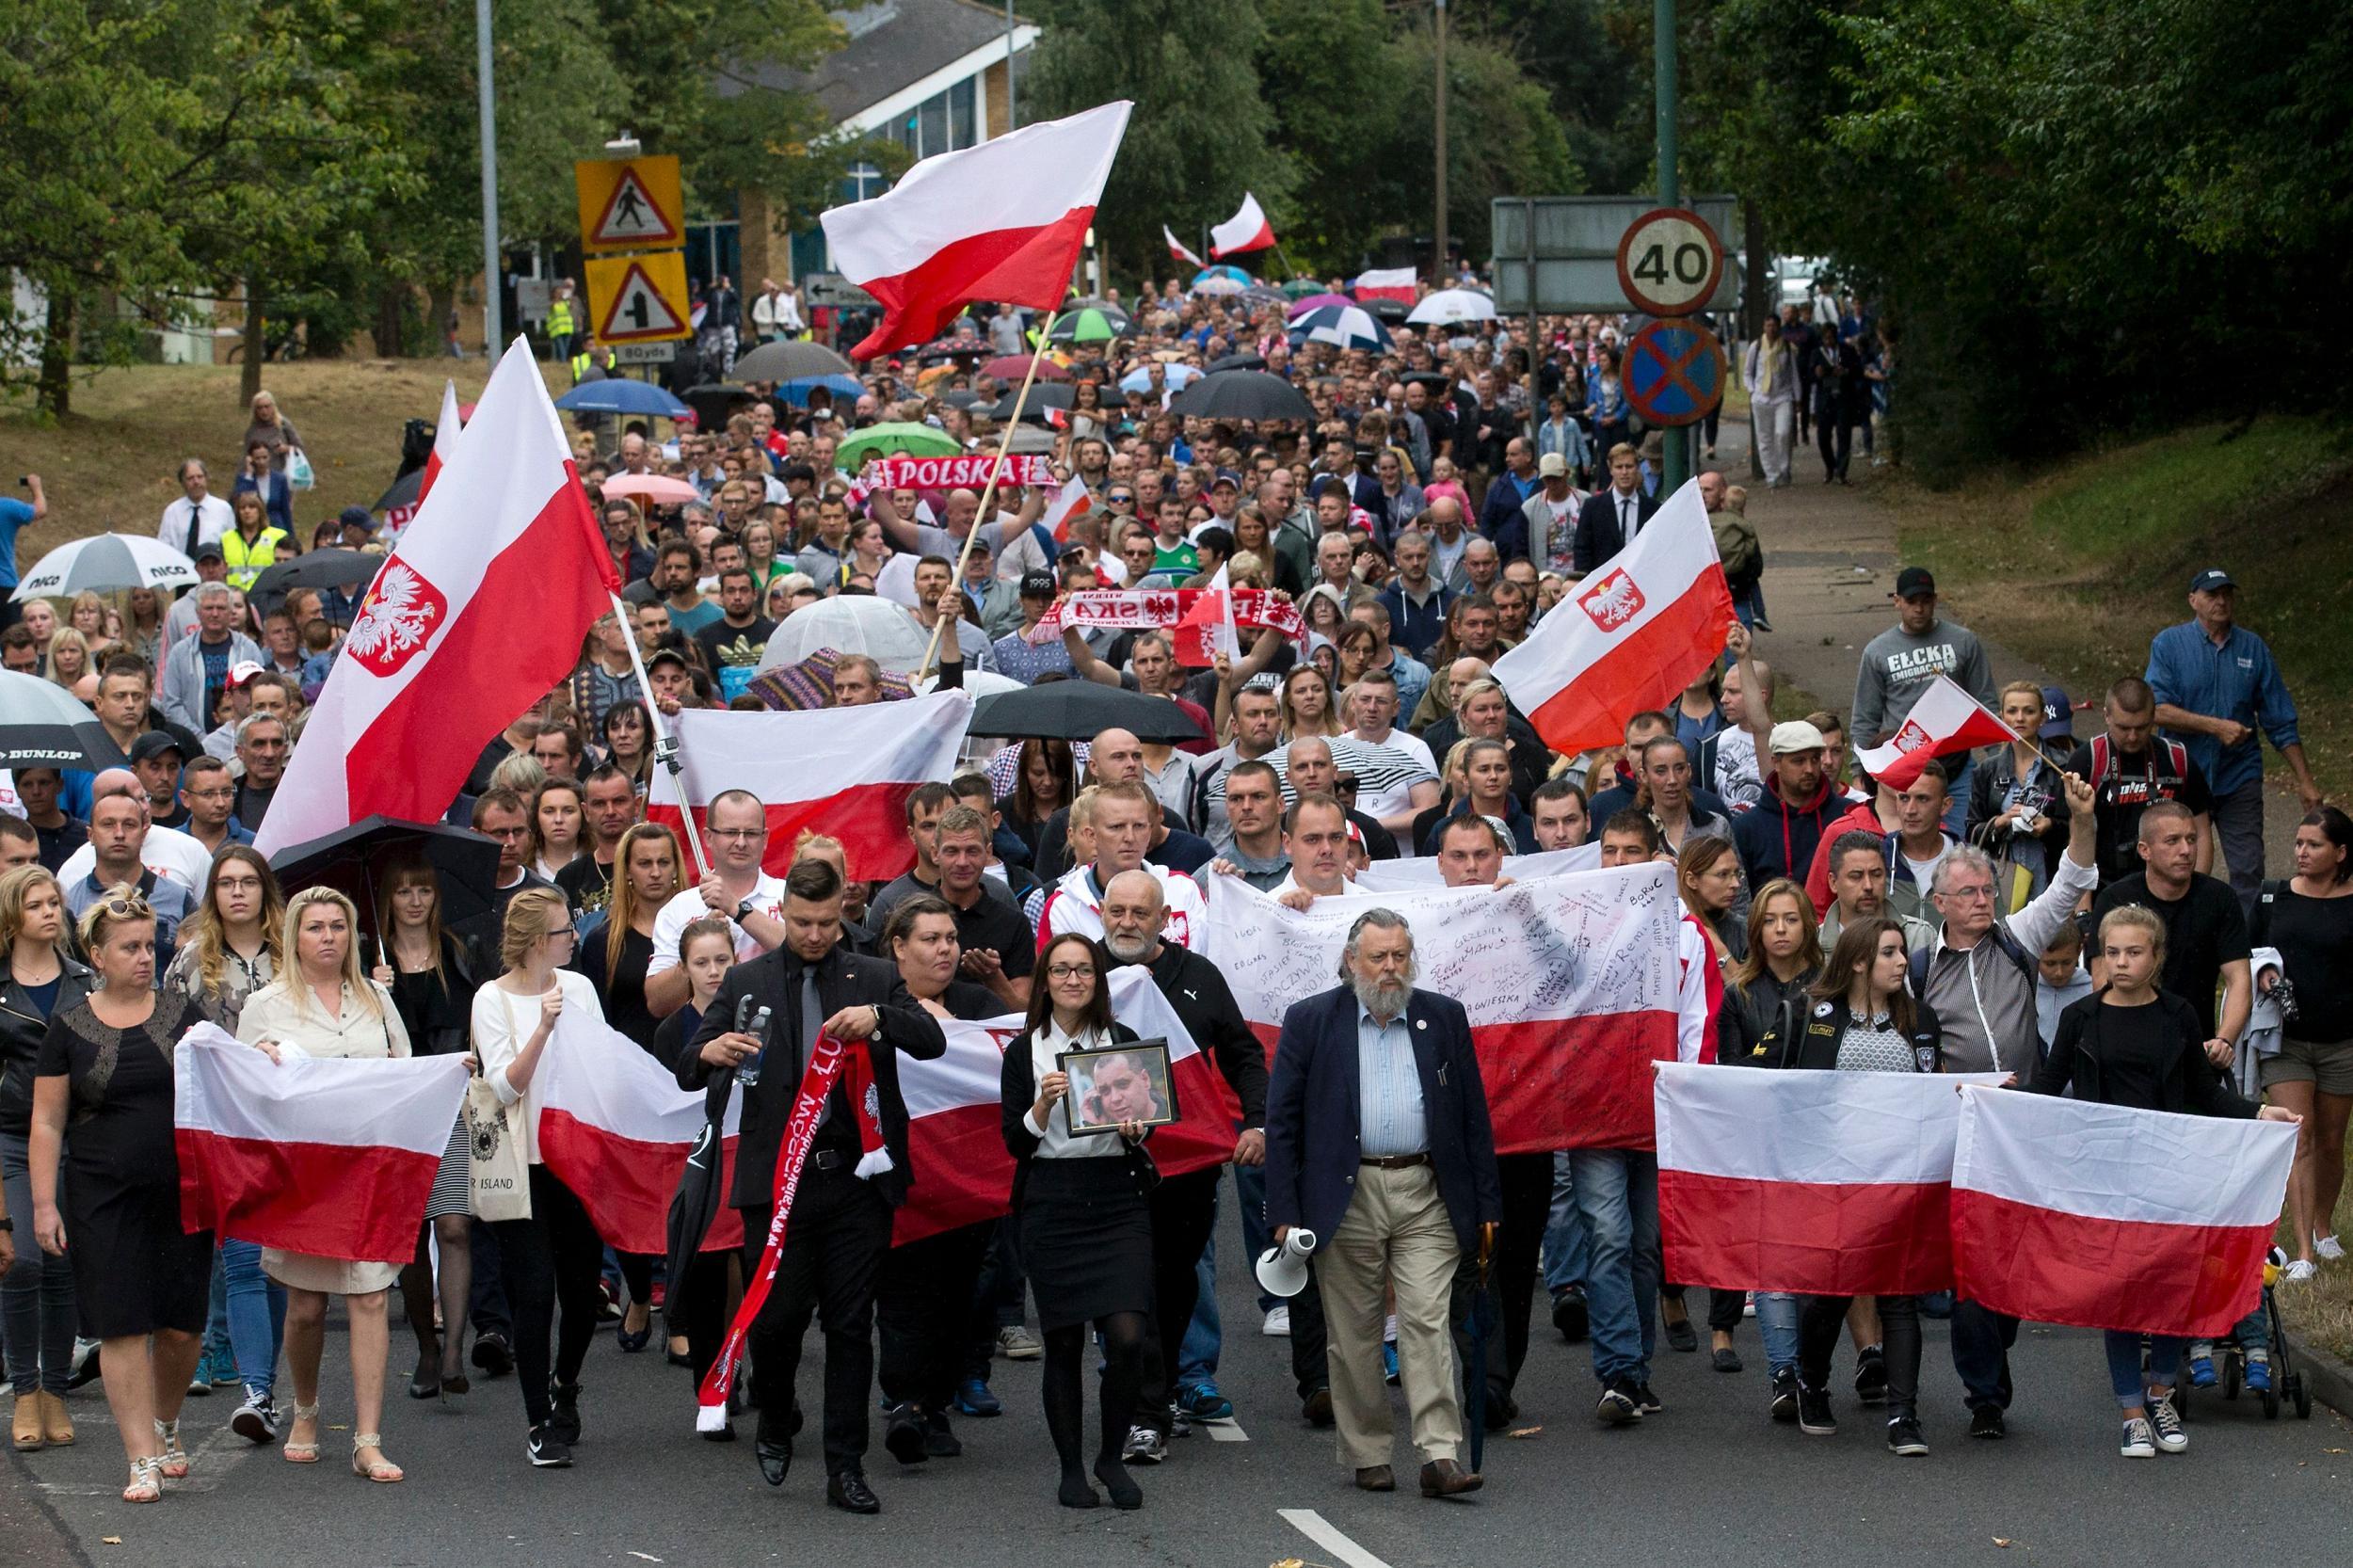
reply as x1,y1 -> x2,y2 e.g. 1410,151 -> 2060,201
609,588 -> 711,878
916,308 -> 1061,682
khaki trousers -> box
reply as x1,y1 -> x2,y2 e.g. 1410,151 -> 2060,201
1313,1162 -> 1465,1469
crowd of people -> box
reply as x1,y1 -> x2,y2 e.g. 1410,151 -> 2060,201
0,274 -> 2341,1517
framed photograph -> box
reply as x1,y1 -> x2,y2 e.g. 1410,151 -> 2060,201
1057,1037 -> 1179,1138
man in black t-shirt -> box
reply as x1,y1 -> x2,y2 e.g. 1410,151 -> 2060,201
927,806 -> 1032,1011
2091,800 -> 2249,1047
691,568 -> 775,695
2067,676 -> 2214,888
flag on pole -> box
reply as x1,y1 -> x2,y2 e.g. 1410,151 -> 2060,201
1171,564 -> 1239,666
1164,225 -> 1205,270
174,1026 -> 472,1264
1352,267 -> 1417,305
645,696 -> 966,883
1209,193 -> 1277,258
821,102 -> 1132,360
1950,1086 -> 2295,1337
254,339 -> 619,856
1491,479 -> 1737,759
1043,471 -> 1094,542
1853,675 -> 2018,791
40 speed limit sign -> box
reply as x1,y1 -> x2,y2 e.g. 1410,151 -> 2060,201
1615,207 -> 1725,317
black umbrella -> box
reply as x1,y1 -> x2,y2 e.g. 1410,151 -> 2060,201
968,683 -> 1207,744
1400,370 -> 1454,393
248,551 -> 386,619
1203,352 -> 1266,375
0,671 -> 129,770
267,816 -> 504,936
986,381 -> 1078,423
1168,370 -> 1315,424
731,339 -> 854,384
683,382 -> 755,432
373,467 -> 424,518
664,1066 -> 735,1336
1467,1223 -> 1499,1471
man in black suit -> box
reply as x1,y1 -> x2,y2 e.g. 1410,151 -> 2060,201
1571,441 -> 1658,573
1264,909 -> 1501,1499
681,856 -> 948,1514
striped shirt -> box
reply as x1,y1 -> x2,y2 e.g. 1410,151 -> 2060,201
1356,1002 -> 1428,1157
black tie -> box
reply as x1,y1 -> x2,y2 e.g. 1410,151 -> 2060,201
1620,494 -> 1633,541
184,501 -> 202,556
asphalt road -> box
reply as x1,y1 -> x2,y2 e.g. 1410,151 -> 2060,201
8,1190 -> 2351,1568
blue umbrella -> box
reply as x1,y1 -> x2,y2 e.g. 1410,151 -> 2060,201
1118,363 -> 1202,395
1289,304 -> 1392,352
553,379 -> 692,418
1190,265 -> 1253,296
776,373 -> 863,406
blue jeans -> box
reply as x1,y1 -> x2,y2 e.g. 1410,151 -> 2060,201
2106,1332 -> 2183,1407
1755,1291 -> 1800,1377
1567,1148 -> 1660,1384
1542,1152 -> 1589,1294
2211,777 -> 2265,910
220,1239 -> 286,1397
2,1130 -> 75,1395
1177,1218 -> 1221,1387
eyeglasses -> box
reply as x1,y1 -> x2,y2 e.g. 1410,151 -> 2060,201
1106,494 -> 1135,505
99,895 -> 153,919
1941,885 -> 1996,903
708,827 -> 766,842
1047,964 -> 1096,981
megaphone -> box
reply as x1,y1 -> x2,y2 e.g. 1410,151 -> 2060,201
1254,1229 -> 1318,1299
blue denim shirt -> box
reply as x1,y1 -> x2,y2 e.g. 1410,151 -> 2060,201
2144,620 -> 2300,796
1355,1002 -> 1427,1158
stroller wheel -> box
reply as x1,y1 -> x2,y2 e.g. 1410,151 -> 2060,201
2261,1384 -> 2281,1419
2223,1353 -> 2241,1400
2292,1376 -> 2313,1420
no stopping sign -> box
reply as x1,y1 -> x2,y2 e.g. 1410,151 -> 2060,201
1615,207 -> 1725,317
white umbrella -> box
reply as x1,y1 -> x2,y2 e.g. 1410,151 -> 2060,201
756,594 -> 936,676
13,533 -> 200,600
1407,288 -> 1500,327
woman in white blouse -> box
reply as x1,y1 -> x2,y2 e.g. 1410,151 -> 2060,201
469,887 -> 609,1470
236,888 -> 411,1483
999,933 -> 1156,1512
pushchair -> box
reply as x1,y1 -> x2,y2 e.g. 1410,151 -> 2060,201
2178,1247 -> 2313,1421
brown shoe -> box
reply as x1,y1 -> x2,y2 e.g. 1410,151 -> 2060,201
1418,1458 -> 1483,1498
1354,1464 -> 1395,1492
1301,1388 -> 1334,1427
39,1391 -> 73,1447
12,1393 -> 40,1451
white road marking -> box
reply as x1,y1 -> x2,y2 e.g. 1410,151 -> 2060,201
1202,1416 -> 1249,1442
1279,1507 -> 1396,1568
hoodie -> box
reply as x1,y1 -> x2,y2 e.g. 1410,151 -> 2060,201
1730,775 -> 1845,888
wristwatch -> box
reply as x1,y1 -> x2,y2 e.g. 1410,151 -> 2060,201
735,898 -> 756,922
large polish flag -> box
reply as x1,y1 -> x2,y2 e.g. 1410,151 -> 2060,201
1353,266 -> 1418,305
255,339 -> 618,856
1951,1087 -> 2295,1337
1657,1064 -> 2000,1296
822,102 -> 1132,360
1206,866 -> 1684,1150
895,967 -> 1238,1243
534,1008 -> 744,1255
174,1027 -> 471,1263
1492,479 -> 1737,760
1854,674 -> 2017,791
1210,192 -> 1277,258
1164,225 -> 1205,270
645,695 -> 966,883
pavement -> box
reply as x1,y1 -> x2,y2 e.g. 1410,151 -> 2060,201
8,1187 -> 2352,1568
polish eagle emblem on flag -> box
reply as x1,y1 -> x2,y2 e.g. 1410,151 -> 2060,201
344,561 -> 446,677
1577,568 -> 1646,632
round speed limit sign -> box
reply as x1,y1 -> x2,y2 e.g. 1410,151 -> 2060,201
1615,207 -> 1725,316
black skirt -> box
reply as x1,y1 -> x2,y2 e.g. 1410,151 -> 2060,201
65,1174 -> 213,1339
1017,1157 -> 1154,1333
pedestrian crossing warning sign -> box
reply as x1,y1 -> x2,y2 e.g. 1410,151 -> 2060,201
585,252 -> 691,344
574,155 -> 683,253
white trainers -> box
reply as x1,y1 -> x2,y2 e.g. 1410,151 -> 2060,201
2148,1398 -> 2188,1454
2120,1416 -> 2156,1459
2315,1234 -> 2345,1262
994,1326 -> 1042,1361
1261,1305 -> 1290,1337
2283,1258 -> 2319,1284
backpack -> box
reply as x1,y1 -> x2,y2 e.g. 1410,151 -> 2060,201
2087,733 -> 2187,792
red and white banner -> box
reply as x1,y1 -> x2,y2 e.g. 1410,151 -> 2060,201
174,1026 -> 471,1264
822,101 -> 1132,359
534,1007 -> 744,1256
1043,472 -> 1093,542
1173,564 -> 1240,667
893,968 -> 1236,1244
1353,843 -> 1601,890
1206,866 -> 1683,1150
647,696 -> 964,883
1492,478 -> 1736,759
256,339 -> 618,856
1353,267 -> 1418,305
1210,192 -> 1277,259
1033,588 -> 1302,641
1657,1063 -> 2000,1296
876,454 -> 1056,491
1951,1087 -> 2295,1337
1165,225 -> 1205,270
1854,675 -> 2016,792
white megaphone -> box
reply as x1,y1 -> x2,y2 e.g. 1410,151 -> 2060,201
1254,1229 -> 1318,1299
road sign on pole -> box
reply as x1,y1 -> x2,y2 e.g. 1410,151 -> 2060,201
585,252 -> 691,344
1624,317 -> 1724,427
1616,206 -> 1724,318
574,156 -> 683,254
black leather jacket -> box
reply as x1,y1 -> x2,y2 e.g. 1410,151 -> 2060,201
0,955 -> 96,1138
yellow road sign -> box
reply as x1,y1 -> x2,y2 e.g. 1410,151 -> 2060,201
585,251 -> 691,344
575,155 -> 683,253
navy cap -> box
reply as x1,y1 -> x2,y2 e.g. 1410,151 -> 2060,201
1210,469 -> 1241,490
2187,568 -> 2236,594
2039,686 -> 2074,743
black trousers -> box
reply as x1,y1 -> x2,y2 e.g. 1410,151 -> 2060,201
1816,403 -> 1851,478
468,1218 -> 510,1340
876,1221 -> 993,1415
743,1163 -> 893,1474
1138,1168 -> 1221,1432
1801,1293 -> 1920,1417
490,1166 -> 605,1429
1483,1153 -> 1553,1395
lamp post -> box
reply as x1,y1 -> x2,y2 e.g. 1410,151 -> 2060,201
476,0 -> 502,352
1655,0 -> 1688,492
1433,0 -> 1449,285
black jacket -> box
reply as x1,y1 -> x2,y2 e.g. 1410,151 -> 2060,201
1000,1019 -> 1160,1211
1145,942 -> 1267,1128
2031,991 -> 2256,1117
1572,486 -> 1659,573
0,955 -> 95,1138
680,941 -> 947,1208
1722,965 -> 1820,1066
1763,995 -> 1945,1073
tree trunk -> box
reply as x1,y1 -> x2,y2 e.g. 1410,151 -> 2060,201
240,287 -> 265,406
36,285 -> 72,420
376,282 -> 408,359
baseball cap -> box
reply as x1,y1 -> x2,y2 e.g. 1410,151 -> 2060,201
224,660 -> 265,689
1893,566 -> 1936,599
1018,569 -> 1056,600
646,648 -> 691,674
2187,568 -> 2236,594
1537,452 -> 1569,478
129,731 -> 185,765
338,504 -> 375,534
1768,720 -> 1830,756
2040,686 -> 2075,743
1210,469 -> 1241,491
194,541 -> 226,564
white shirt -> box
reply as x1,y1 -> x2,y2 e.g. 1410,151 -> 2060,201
1270,871 -> 1359,901
1018,1020 -> 1125,1159
59,824 -> 213,893
157,494 -> 232,554
471,970 -> 605,1166
647,872 -> 786,975
1039,864 -> 1207,953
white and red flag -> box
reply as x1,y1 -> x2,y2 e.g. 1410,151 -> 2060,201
1206,866 -> 1685,1150
1657,1063 -> 2000,1296
645,696 -> 966,883
384,380 -> 462,535
1854,674 -> 2016,791
1352,266 -> 1418,305
1042,471 -> 1094,542
1164,225 -> 1205,270
174,1026 -> 471,1263
1172,564 -> 1240,666
534,1006 -> 744,1255
821,102 -> 1132,360
1210,192 -> 1277,259
1491,478 -> 1736,759
1950,1087 -> 2295,1337
254,339 -> 618,856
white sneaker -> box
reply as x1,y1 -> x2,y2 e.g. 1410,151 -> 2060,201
2283,1258 -> 2319,1284
2120,1416 -> 2156,1459
2315,1235 -> 2345,1261
1261,1305 -> 1290,1337
994,1325 -> 1042,1361
2149,1398 -> 2188,1454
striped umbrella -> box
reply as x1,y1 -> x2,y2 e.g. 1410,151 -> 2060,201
1289,304 -> 1392,352
1044,308 -> 1128,344
12,532 -> 199,601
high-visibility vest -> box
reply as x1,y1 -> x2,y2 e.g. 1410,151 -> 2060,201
221,526 -> 287,590
549,297 -> 576,337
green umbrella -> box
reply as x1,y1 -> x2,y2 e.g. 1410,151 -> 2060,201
835,422 -> 962,471
1044,307 -> 1128,344
1280,278 -> 1326,299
